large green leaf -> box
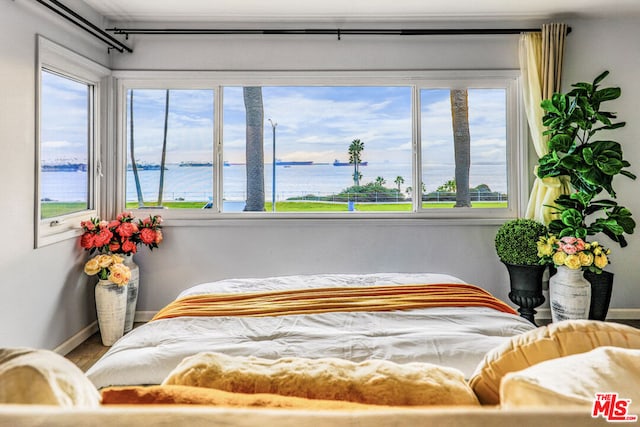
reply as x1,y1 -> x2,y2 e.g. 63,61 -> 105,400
582,147 -> 594,165
621,170 -> 638,180
549,134 -> 573,152
541,99 -> 560,114
594,87 -> 621,102
561,208 -> 584,227
596,157 -> 624,175
593,70 -> 610,85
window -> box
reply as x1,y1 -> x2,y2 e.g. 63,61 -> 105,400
420,88 -> 508,209
125,89 -> 215,209
116,71 -> 521,219
222,86 -> 413,213
36,36 -> 109,247
40,70 -> 91,219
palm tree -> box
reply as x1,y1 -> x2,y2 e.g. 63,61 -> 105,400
437,179 -> 457,192
157,90 -> 170,206
348,138 -> 364,186
394,176 -> 404,193
375,176 -> 385,186
243,87 -> 265,211
450,89 -> 471,207
129,90 -> 144,207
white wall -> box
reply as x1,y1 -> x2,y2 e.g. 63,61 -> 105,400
1,3 -> 639,352
0,0 -> 108,349
560,17 -> 640,310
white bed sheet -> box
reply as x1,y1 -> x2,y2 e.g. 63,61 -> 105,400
86,273 -> 535,389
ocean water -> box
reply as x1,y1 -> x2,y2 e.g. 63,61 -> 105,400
41,163 -> 507,203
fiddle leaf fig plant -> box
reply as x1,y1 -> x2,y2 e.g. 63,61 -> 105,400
538,71 -> 636,247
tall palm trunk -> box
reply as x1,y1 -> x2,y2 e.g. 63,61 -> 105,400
129,90 -> 144,207
157,90 -> 170,205
450,89 -> 471,208
243,87 -> 265,211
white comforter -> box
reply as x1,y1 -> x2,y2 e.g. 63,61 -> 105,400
86,273 -> 535,389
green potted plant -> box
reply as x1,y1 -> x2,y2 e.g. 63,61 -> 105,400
536,71 -> 636,320
495,218 -> 548,324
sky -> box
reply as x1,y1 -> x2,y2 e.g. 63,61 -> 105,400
40,70 -> 89,164
40,76 -> 508,170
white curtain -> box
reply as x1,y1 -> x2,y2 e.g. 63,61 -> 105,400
520,23 -> 571,224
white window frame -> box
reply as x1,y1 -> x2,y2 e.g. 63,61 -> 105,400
35,36 -> 110,247
113,69 -> 525,223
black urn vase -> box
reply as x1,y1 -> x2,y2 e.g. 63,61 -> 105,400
504,262 -> 546,325
584,270 -> 614,321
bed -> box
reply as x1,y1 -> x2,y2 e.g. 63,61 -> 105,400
4,275 -> 640,426
86,272 -> 536,390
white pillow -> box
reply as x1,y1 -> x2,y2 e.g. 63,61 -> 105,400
501,346 -> 640,414
469,320 -> 640,405
0,348 -> 100,406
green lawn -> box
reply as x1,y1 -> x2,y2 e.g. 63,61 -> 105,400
41,202 -> 86,219
42,200 -> 507,217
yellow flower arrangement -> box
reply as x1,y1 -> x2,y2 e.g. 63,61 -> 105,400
84,254 -> 131,286
537,234 -> 611,273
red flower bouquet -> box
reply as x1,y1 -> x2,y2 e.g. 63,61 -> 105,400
80,212 -> 163,255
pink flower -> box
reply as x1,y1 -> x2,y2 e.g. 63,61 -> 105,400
117,211 -> 133,221
140,228 -> 156,245
93,228 -> 113,248
562,244 -> 577,254
121,239 -> 137,253
80,233 -> 95,249
560,236 -> 577,245
81,220 -> 95,231
116,222 -> 138,238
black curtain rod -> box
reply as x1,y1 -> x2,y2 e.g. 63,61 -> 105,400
35,0 -> 132,53
107,27 -> 571,39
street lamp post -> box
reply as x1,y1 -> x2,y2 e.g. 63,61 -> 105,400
268,119 -> 277,212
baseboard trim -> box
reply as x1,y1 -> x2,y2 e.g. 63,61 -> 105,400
54,321 -> 98,356
536,308 -> 640,321
135,311 -> 157,322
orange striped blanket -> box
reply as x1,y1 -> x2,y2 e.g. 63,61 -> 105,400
151,283 -> 517,321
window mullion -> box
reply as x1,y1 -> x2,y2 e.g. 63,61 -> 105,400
413,85 -> 422,213
214,86 -> 224,213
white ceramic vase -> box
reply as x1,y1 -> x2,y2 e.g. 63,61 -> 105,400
122,254 -> 139,333
95,279 -> 127,346
549,266 -> 591,323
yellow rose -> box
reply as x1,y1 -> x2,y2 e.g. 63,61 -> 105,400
108,263 -> 131,286
594,254 -> 609,270
564,254 -> 582,270
552,251 -> 567,266
110,254 -> 124,265
537,241 -> 554,257
97,254 -> 113,268
579,251 -> 594,267
84,257 -> 101,276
